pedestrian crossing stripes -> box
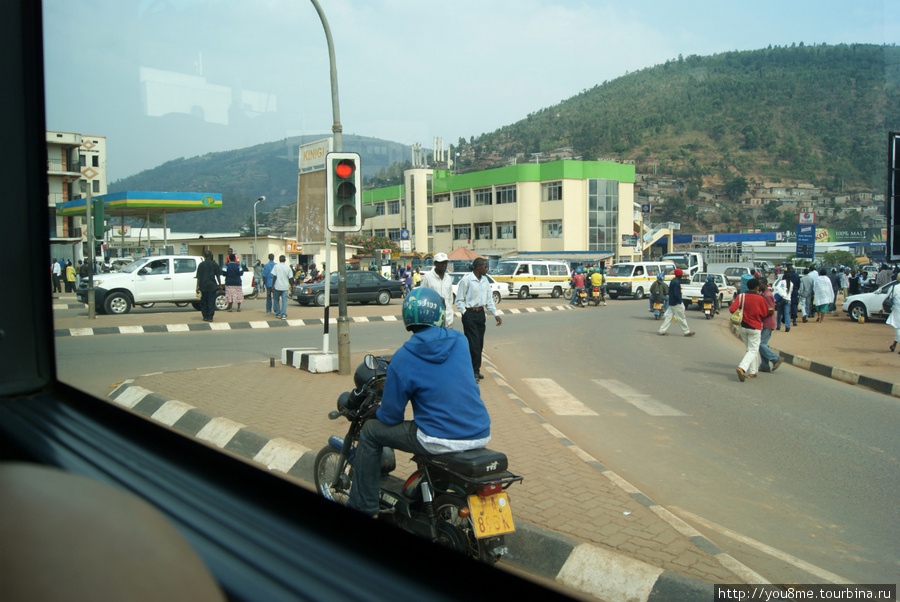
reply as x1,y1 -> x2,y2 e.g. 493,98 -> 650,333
522,378 -> 599,416
592,379 -> 688,416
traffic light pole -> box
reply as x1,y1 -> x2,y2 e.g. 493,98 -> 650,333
310,0 -> 351,375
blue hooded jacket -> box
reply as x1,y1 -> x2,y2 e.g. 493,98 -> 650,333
377,327 -> 490,441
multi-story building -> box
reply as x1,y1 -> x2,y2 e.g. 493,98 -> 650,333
360,159 -> 640,262
47,131 -> 107,257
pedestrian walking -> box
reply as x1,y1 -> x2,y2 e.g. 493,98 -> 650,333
729,278 -> 773,382
813,268 -> 835,322
222,254 -> 245,312
271,255 -> 293,320
253,260 -> 264,295
65,260 -> 76,293
51,259 -> 62,293
262,253 -> 276,314
420,252 -> 454,327
195,250 -> 222,322
758,280 -> 784,373
455,257 -> 502,381
886,274 -> 900,353
658,269 -> 694,337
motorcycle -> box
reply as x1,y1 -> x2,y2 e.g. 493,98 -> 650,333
573,288 -> 588,307
314,354 -> 523,564
702,298 -> 714,319
588,285 -> 605,306
651,299 -> 664,319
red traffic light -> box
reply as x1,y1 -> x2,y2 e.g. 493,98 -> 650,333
335,160 -> 355,179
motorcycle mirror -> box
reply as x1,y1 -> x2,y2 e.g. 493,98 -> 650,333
364,354 -> 376,370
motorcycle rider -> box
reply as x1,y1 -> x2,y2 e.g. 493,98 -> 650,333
649,272 -> 668,315
590,267 -> 606,305
701,274 -> 720,314
569,266 -> 586,307
347,287 -> 491,518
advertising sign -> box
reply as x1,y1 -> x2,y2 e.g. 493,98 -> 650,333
796,224 -> 815,260
621,234 -> 638,247
298,138 -> 333,173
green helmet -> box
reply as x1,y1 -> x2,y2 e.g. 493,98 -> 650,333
402,287 -> 445,331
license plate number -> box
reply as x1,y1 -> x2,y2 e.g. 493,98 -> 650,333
467,492 -> 515,539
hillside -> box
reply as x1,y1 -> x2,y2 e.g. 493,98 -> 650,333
460,43 -> 899,192
108,135 -> 413,233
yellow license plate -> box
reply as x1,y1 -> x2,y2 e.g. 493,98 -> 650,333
653,303 -> 662,309
592,291 -> 600,297
467,492 -> 515,539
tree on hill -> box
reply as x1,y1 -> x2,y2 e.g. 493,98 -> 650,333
724,176 -> 749,200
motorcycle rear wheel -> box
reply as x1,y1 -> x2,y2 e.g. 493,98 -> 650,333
434,495 -> 498,564
314,446 -> 351,505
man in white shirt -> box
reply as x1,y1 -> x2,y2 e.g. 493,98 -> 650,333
420,252 -> 454,328
271,255 -> 294,320
454,257 -> 502,380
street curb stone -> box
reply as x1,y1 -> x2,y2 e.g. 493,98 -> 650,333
728,323 -> 899,397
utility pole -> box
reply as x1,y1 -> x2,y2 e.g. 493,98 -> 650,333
309,0 -> 351,374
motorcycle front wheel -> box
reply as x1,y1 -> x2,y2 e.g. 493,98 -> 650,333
314,446 -> 352,505
563,289 -> 573,300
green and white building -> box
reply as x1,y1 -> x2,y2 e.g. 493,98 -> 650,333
361,159 -> 644,262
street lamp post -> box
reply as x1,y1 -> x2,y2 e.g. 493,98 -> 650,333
254,195 -> 266,264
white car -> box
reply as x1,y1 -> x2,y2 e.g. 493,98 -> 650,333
448,272 -> 503,306
842,280 -> 898,321
76,255 -> 255,315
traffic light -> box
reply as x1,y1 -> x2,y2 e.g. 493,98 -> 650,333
326,152 -> 361,232
92,198 -> 106,239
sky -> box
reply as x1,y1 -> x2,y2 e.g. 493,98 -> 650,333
43,0 -> 899,181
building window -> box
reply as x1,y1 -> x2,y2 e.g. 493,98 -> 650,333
92,155 -> 99,167
374,203 -> 385,216
453,225 -> 471,240
434,226 -> 450,233
474,188 -> 493,206
588,179 -> 618,252
542,219 -> 563,238
434,193 -> 450,203
541,181 -> 562,201
374,229 -> 386,238
495,185 -> 516,204
474,223 -> 492,240
453,191 -> 471,208
388,228 -> 400,241
387,200 -> 400,214
496,221 -> 516,239
92,180 -> 100,193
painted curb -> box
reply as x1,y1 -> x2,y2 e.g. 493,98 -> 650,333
727,322 -> 899,398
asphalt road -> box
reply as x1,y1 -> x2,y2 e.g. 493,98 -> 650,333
54,300 -> 900,585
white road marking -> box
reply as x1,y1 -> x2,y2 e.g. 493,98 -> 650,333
670,506 -> 854,584
522,378 -> 598,416
592,379 -> 688,416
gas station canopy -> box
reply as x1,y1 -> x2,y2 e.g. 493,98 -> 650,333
56,191 -> 222,218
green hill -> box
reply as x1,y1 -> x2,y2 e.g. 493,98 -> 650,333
461,43 -> 900,192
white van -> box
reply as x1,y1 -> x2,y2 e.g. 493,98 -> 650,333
604,261 -> 676,300
492,259 -> 571,299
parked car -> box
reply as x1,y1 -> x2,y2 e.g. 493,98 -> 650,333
291,271 -> 403,306
842,280 -> 898,321
75,255 -> 254,315
448,272 -> 503,305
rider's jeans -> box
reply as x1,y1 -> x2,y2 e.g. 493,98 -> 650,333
569,287 -> 584,305
348,419 -> 430,516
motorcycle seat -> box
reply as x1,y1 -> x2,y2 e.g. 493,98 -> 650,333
423,447 -> 509,477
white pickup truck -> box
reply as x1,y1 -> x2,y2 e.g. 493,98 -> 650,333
680,272 -> 737,309
76,255 -> 256,315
